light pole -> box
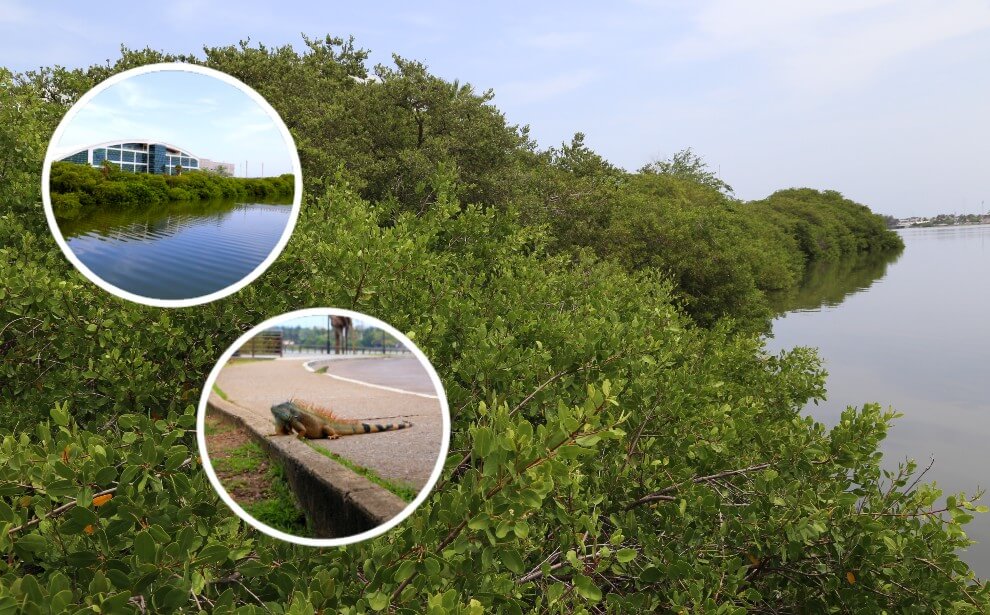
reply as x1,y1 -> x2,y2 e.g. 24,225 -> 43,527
326,315 -> 331,355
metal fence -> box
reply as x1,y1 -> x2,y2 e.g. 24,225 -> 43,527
235,331 -> 284,357
281,345 -> 411,356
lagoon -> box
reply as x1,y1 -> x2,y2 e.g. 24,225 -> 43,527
60,199 -> 292,300
766,224 -> 990,576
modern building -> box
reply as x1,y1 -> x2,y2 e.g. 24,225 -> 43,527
57,140 -> 233,176
199,158 -> 236,176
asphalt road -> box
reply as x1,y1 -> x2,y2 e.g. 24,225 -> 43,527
324,357 -> 438,396
213,358 -> 444,491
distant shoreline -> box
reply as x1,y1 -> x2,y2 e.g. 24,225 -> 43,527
894,215 -> 990,229
897,221 -> 990,229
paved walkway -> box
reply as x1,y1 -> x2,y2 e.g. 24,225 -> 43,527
214,358 -> 443,490
318,357 -> 438,396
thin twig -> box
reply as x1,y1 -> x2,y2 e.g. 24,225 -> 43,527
625,462 -> 773,510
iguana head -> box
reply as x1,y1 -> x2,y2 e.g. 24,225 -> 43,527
270,401 -> 298,422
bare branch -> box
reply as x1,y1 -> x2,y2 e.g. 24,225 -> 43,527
625,462 -> 772,510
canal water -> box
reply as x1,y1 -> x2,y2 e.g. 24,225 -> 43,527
766,224 -> 990,576
59,199 -> 292,300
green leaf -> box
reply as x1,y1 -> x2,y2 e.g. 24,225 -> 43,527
472,427 -> 494,457
394,560 -> 416,582
50,404 -> 69,427
238,559 -> 269,577
575,434 -> 601,447
17,574 -> 43,604
133,530 -> 156,563
66,551 -> 99,567
512,521 -> 530,538
502,549 -> 525,574
15,534 -> 47,553
367,591 -> 388,611
159,586 -> 189,610
616,548 -> 637,563
467,513 -> 490,530
572,574 -> 602,602
197,544 -> 230,565
106,568 -> 131,589
640,566 -> 662,583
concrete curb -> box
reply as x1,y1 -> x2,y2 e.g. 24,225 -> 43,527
206,394 -> 406,538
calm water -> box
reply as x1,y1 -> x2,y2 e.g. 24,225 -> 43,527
766,225 -> 990,576
60,199 -> 292,300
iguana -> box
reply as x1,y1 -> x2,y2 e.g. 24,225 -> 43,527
270,399 -> 412,440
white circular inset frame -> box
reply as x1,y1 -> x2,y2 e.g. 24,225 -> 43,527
196,308 -> 451,547
41,62 -> 303,308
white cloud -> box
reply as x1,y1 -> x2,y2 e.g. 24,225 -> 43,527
497,69 -> 596,105
666,0 -> 990,93
781,2 -> 990,92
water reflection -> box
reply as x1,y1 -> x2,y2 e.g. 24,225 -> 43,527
60,198 -> 293,300
769,249 -> 903,314
59,198 -> 291,239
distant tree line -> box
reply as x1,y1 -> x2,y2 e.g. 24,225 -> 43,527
279,325 -> 400,349
49,160 -> 293,220
517,136 -> 904,327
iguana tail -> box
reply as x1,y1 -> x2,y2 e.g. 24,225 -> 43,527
328,420 -> 414,435
290,398 -> 413,434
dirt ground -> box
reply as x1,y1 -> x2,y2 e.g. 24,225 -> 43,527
204,410 -> 276,505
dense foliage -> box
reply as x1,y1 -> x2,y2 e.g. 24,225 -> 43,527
1,39 -> 983,613
515,137 -> 904,328
49,161 -> 294,220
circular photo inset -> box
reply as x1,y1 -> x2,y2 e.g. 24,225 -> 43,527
197,309 -> 450,546
42,63 -> 302,307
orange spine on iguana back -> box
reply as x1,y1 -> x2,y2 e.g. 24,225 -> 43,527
270,399 -> 412,440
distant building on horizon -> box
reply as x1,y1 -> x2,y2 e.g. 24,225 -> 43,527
198,157 -> 235,176
57,140 -> 234,176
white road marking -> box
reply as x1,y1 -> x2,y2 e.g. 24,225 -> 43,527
302,359 -> 439,399
323,373 -> 439,399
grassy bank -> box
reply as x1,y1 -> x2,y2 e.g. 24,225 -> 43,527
49,161 -> 293,220
304,441 -> 418,503
204,411 -> 311,536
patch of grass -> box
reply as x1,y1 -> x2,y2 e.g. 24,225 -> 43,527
304,442 -> 419,503
315,366 -> 328,374
243,463 -> 310,536
204,412 -> 234,436
211,383 -> 229,400
203,411 -> 313,537
212,441 -> 268,473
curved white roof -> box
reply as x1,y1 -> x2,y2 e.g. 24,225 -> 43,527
54,139 -> 200,160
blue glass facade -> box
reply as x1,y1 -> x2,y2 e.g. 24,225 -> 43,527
61,151 -> 89,165
59,141 -> 213,176
148,144 -> 167,175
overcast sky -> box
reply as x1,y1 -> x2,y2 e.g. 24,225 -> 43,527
55,70 -> 294,177
4,1 -> 989,216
